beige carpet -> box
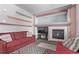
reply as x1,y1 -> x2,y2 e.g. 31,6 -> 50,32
10,40 -> 56,54
11,43 -> 45,54
38,42 -> 56,51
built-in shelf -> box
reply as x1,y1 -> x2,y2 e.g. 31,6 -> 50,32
7,16 -> 32,23
35,23 -> 71,27
0,23 -> 32,27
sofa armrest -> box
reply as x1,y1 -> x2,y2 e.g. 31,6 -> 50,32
56,42 -> 75,54
0,39 -> 7,54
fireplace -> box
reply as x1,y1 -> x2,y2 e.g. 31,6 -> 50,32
48,26 -> 68,41
52,29 -> 64,40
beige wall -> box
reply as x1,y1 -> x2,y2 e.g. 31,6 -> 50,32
0,4 -> 34,34
68,5 -> 76,38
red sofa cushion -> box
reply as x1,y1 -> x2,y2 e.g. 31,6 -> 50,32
7,37 -> 35,53
11,31 -> 27,40
7,39 -> 22,48
7,37 -> 32,48
0,31 -> 27,40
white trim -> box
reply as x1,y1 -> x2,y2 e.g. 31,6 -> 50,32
48,26 -> 68,41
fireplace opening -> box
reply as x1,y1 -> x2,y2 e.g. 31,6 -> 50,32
52,29 -> 64,40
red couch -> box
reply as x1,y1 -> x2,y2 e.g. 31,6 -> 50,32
0,31 -> 35,54
56,42 -> 79,54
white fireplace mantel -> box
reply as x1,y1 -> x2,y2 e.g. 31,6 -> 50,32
48,26 -> 68,41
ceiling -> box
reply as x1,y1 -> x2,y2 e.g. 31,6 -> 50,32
15,4 -> 69,15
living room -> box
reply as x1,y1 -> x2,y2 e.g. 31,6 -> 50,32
0,4 -> 79,54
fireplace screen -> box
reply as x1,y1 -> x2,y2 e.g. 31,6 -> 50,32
52,29 -> 64,39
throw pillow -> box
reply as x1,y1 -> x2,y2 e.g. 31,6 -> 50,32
63,38 -> 79,52
0,34 -> 12,42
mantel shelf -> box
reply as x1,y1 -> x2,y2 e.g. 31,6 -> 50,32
0,23 -> 32,27
35,23 -> 71,27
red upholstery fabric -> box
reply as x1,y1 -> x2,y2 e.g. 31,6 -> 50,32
11,31 -> 27,40
0,40 -> 7,54
7,40 -> 22,48
7,38 -> 35,53
0,31 -> 35,54
7,38 -> 32,48
0,31 -> 27,40
56,42 -> 79,54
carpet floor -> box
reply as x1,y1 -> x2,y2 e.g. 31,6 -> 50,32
11,39 -> 56,54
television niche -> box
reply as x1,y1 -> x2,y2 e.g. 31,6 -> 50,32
52,29 -> 64,40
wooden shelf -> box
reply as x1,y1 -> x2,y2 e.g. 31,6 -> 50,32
7,16 -> 32,23
0,23 -> 32,27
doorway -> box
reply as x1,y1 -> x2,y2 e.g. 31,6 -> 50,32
37,27 -> 48,40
